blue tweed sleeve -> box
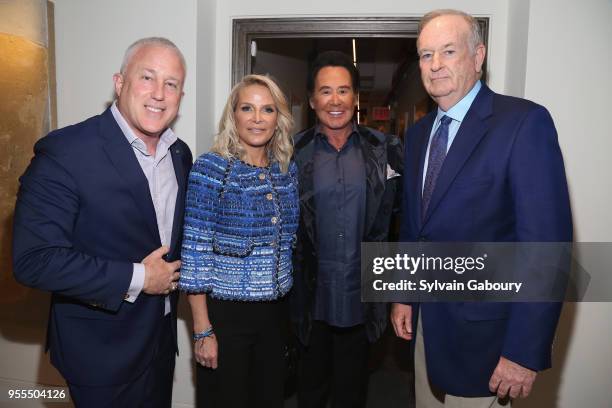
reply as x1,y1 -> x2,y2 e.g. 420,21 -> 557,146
179,153 -> 227,292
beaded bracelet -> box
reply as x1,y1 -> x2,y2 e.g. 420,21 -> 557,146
193,326 -> 214,341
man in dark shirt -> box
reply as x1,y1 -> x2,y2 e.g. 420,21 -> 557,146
291,51 -> 404,408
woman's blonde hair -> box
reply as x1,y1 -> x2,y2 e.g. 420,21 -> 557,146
211,74 -> 294,173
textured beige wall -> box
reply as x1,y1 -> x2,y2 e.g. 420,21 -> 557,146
0,0 -> 48,47
0,33 -> 49,304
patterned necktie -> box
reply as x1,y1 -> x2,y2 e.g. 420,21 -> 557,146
422,115 -> 452,220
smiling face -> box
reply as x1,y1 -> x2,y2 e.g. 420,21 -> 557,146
309,66 -> 357,136
234,84 -> 279,156
417,14 -> 485,111
113,44 -> 185,141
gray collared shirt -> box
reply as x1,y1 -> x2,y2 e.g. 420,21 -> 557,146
312,123 -> 366,327
111,102 -> 178,315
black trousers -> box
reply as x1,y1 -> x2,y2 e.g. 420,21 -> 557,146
197,297 -> 287,408
68,315 -> 175,408
297,320 -> 369,408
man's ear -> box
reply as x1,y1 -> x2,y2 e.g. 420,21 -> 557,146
113,73 -> 124,97
474,44 -> 486,74
309,96 -> 314,110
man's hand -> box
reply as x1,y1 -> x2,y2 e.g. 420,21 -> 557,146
489,356 -> 537,399
390,303 -> 413,340
142,246 -> 181,295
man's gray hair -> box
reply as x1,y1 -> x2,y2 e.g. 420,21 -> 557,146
120,37 -> 186,75
418,9 -> 483,53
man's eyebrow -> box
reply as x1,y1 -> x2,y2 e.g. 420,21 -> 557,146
419,42 -> 457,52
317,85 -> 351,90
139,68 -> 181,82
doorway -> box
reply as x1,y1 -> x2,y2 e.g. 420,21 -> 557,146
232,17 -> 489,137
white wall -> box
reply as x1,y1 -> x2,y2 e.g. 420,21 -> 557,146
504,0 -> 530,97
194,0 -> 216,156
52,0 -> 198,154
515,0 -> 612,406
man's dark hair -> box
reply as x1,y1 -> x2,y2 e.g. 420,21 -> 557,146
307,50 -> 360,95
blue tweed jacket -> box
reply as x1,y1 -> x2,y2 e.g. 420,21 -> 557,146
180,152 -> 299,300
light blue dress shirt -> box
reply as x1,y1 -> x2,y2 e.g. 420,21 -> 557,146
422,80 -> 482,191
111,102 -> 178,315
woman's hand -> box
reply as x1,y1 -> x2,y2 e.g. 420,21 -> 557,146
194,334 -> 218,369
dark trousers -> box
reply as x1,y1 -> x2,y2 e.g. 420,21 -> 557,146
297,320 -> 369,408
197,297 -> 287,408
68,315 -> 175,408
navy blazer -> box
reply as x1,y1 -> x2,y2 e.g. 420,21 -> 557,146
12,108 -> 192,386
400,84 -> 572,396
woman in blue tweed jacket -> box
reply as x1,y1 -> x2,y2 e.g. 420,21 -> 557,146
179,74 -> 299,407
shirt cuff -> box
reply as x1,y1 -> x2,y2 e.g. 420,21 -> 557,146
125,263 -> 145,303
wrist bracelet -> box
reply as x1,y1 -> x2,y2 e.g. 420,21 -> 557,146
193,326 -> 214,341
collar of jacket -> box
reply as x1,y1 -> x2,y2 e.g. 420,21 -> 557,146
293,125 -> 388,247
416,84 -> 493,228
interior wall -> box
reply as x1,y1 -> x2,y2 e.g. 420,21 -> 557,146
52,0 -> 198,154
0,0 -> 48,45
515,0 -> 612,406
195,0 -> 216,156
504,0 -> 530,97
0,0 -> 50,284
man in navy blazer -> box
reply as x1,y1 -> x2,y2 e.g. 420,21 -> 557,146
391,10 -> 572,407
12,37 -> 192,407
